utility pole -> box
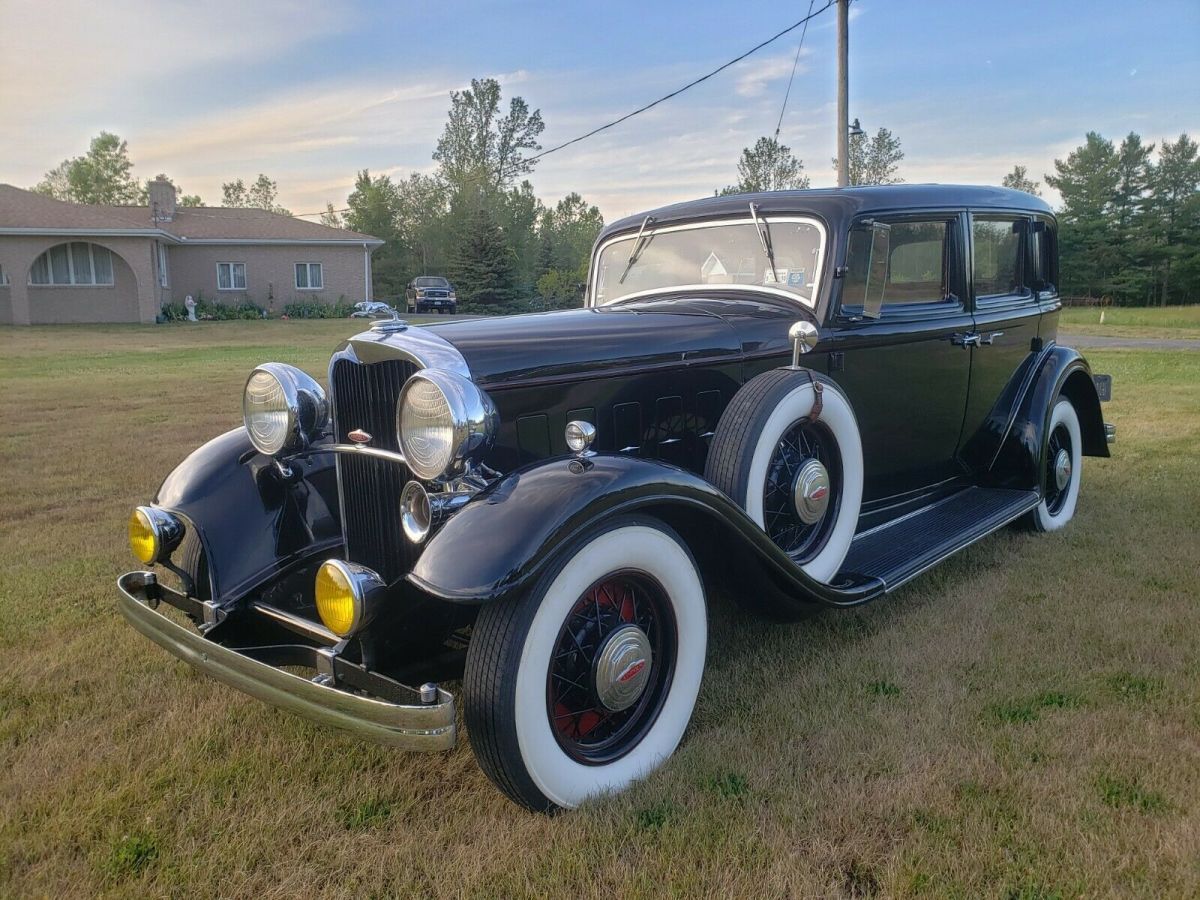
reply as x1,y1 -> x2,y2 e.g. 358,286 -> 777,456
836,0 -> 850,188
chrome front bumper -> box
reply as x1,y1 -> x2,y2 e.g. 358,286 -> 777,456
116,572 -> 456,751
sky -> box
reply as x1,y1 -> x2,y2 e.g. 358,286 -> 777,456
1,0 -> 1197,221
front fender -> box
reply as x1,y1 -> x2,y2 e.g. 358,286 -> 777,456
990,345 -> 1109,489
153,429 -> 342,602
407,454 -> 883,615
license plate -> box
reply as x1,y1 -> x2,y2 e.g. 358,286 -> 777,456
1093,374 -> 1112,402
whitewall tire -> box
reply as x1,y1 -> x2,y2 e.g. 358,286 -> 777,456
705,369 -> 863,583
464,517 -> 706,812
1029,398 -> 1083,532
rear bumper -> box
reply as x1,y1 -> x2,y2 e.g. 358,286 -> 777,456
116,572 -> 456,751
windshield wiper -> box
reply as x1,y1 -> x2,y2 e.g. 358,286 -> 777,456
749,202 -> 778,282
618,215 -> 655,284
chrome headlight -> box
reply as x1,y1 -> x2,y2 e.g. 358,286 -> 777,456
242,362 -> 329,456
396,368 -> 496,481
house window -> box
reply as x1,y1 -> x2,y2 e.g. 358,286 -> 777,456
28,242 -> 115,286
157,243 -> 169,288
217,262 -> 247,291
295,262 -> 323,290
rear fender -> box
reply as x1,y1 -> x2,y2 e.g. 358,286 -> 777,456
988,345 -> 1109,490
153,429 -> 341,602
407,454 -> 883,617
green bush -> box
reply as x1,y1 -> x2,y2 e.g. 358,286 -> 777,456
282,300 -> 356,319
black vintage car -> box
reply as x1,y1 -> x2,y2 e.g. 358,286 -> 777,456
405,275 -> 457,314
119,185 -> 1113,812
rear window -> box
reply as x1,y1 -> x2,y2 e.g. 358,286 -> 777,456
972,218 -> 1027,298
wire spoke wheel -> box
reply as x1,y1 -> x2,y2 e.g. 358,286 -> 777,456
1044,422 -> 1074,515
762,418 -> 842,562
546,570 -> 677,765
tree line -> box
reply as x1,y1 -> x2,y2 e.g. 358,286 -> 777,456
31,107 -> 1198,309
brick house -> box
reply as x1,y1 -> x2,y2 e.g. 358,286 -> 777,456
0,179 -> 382,324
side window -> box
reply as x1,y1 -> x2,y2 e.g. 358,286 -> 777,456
842,217 -> 957,315
1030,220 -> 1057,295
972,217 -> 1029,299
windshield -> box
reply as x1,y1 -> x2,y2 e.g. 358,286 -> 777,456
415,277 -> 448,288
591,217 -> 825,306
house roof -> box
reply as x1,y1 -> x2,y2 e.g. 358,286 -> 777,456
0,184 -> 382,245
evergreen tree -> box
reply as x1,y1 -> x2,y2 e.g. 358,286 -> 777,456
1044,132 -> 1120,297
449,206 -> 518,306
1147,134 -> 1200,305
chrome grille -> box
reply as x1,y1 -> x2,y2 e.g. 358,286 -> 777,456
330,358 -> 418,582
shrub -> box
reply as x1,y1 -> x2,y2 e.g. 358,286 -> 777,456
282,300 -> 356,319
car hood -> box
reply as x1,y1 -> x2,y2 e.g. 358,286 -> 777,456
424,296 -> 796,387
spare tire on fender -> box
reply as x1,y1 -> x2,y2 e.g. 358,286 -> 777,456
704,368 -> 863,583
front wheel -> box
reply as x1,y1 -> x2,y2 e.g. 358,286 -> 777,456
463,517 -> 707,812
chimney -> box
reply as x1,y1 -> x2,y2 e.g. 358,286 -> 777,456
148,177 -> 177,223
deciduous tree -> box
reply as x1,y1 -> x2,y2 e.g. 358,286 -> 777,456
221,174 -> 290,215
833,126 -> 905,186
1001,165 -> 1041,196
722,137 -> 810,194
34,132 -> 144,204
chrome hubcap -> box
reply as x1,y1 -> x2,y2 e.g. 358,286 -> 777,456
791,458 -> 831,526
593,625 -> 652,712
1053,448 -> 1072,491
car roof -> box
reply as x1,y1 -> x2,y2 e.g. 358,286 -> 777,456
600,185 -> 1053,242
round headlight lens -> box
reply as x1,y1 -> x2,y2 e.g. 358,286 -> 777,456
398,376 -> 457,480
128,508 -> 158,564
242,363 -> 328,457
243,369 -> 292,455
397,368 -> 497,481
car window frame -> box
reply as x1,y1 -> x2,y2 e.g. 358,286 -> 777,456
967,210 -> 1038,313
833,209 -> 968,325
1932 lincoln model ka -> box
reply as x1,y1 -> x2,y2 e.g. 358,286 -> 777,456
118,185 -> 1114,812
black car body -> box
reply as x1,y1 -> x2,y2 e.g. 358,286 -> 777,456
119,185 -> 1113,811
405,275 -> 457,314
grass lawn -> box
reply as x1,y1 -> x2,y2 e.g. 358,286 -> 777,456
1,322 -> 1198,898
1061,304 -> 1200,339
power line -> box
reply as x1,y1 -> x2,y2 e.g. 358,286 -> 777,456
517,1 -> 835,171
775,0 -> 816,139
301,4 -> 836,216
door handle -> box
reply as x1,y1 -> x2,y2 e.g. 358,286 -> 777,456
979,331 -> 1005,345
951,332 -> 980,348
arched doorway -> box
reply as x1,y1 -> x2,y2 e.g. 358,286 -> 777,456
26,241 -> 140,324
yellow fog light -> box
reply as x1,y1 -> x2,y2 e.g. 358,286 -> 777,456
127,506 -> 184,565
128,509 -> 158,564
315,560 -> 384,638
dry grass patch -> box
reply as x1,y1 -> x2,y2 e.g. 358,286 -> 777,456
1,323 -> 1198,897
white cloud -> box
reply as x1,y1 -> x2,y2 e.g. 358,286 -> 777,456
733,51 -> 811,98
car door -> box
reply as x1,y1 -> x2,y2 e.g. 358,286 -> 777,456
961,212 -> 1042,461
826,211 -> 973,505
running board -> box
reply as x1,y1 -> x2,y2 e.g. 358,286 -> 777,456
838,487 -> 1040,592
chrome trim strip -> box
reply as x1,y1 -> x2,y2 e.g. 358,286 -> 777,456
117,573 -> 456,751
288,443 -> 408,465
251,601 -> 339,645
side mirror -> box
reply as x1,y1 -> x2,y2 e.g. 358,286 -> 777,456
861,221 -> 891,319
